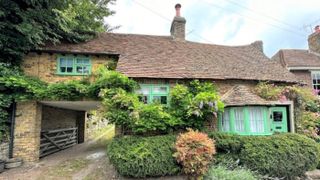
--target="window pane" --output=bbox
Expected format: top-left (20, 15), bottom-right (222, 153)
top-left (248, 107), bottom-right (264, 133)
top-left (138, 86), bottom-right (150, 95)
top-left (67, 67), bottom-right (73, 72)
top-left (234, 107), bottom-right (245, 132)
top-left (60, 58), bottom-right (66, 66)
top-left (76, 66), bottom-right (83, 73)
top-left (76, 59), bottom-right (83, 64)
top-left (60, 67), bottom-right (66, 72)
top-left (221, 109), bottom-right (230, 131)
top-left (152, 96), bottom-right (167, 104)
top-left (138, 96), bottom-right (148, 104)
top-left (153, 86), bottom-right (167, 94)
top-left (66, 59), bottom-right (73, 66)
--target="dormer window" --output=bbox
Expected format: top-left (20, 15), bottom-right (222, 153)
top-left (57, 56), bottom-right (91, 75)
top-left (311, 71), bottom-right (320, 95)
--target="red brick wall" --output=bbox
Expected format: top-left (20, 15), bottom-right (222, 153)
top-left (290, 70), bottom-right (312, 88)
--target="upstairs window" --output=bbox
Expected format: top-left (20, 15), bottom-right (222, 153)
top-left (312, 71), bottom-right (320, 95)
top-left (137, 84), bottom-right (169, 105)
top-left (57, 56), bottom-right (91, 75)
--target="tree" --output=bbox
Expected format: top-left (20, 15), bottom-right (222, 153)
top-left (0, 0), bottom-right (116, 65)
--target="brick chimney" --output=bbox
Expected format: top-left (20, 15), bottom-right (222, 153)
top-left (308, 25), bottom-right (320, 54)
top-left (170, 4), bottom-right (186, 41)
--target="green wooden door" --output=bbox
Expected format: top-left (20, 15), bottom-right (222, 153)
top-left (270, 107), bottom-right (288, 133)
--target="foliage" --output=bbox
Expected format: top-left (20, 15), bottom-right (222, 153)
top-left (89, 67), bottom-right (138, 97)
top-left (174, 129), bottom-right (216, 177)
top-left (240, 133), bottom-right (320, 178)
top-left (131, 104), bottom-right (181, 134)
top-left (107, 135), bottom-right (180, 178)
top-left (100, 88), bottom-right (139, 128)
top-left (254, 82), bottom-right (282, 100)
top-left (207, 132), bottom-right (320, 178)
top-left (43, 80), bottom-right (90, 100)
top-left (255, 82), bottom-right (320, 140)
top-left (299, 111), bottom-right (320, 140)
top-left (170, 80), bottom-right (224, 129)
top-left (204, 166), bottom-right (257, 180)
top-left (0, 0), bottom-right (115, 65)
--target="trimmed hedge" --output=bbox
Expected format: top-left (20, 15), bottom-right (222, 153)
top-left (107, 135), bottom-right (181, 178)
top-left (204, 166), bottom-right (257, 180)
top-left (208, 132), bottom-right (320, 178)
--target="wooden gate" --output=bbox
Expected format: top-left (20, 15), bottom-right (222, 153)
top-left (40, 127), bottom-right (78, 158)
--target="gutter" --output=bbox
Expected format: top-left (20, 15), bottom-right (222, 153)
top-left (9, 102), bottom-right (16, 158)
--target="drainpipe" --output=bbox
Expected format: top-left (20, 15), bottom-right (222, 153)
top-left (9, 102), bottom-right (16, 158)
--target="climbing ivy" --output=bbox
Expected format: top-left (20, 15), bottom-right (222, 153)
top-left (254, 82), bottom-right (320, 140)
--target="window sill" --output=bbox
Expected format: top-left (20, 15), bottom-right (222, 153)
top-left (55, 73), bottom-right (91, 76)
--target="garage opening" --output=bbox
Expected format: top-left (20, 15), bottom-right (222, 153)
top-left (39, 101), bottom-right (100, 158)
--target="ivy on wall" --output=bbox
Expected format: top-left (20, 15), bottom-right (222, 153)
top-left (254, 82), bottom-right (320, 140)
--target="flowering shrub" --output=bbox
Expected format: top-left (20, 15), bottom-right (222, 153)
top-left (170, 80), bottom-right (224, 129)
top-left (255, 82), bottom-right (320, 140)
top-left (174, 129), bottom-right (216, 177)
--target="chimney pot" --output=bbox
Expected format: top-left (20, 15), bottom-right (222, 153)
top-left (315, 25), bottom-right (320, 33)
top-left (175, 3), bottom-right (181, 17)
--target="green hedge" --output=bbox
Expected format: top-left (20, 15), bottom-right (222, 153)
top-left (204, 166), bottom-right (257, 180)
top-left (208, 132), bottom-right (320, 178)
top-left (107, 135), bottom-right (181, 178)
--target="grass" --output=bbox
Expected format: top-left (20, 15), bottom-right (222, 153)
top-left (204, 166), bottom-right (258, 180)
top-left (37, 158), bottom-right (89, 179)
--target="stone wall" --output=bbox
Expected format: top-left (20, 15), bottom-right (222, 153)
top-left (290, 70), bottom-right (312, 88)
top-left (22, 52), bottom-right (114, 83)
top-left (0, 142), bottom-right (9, 161)
top-left (308, 32), bottom-right (320, 54)
top-left (13, 101), bottom-right (42, 163)
top-left (41, 105), bottom-right (78, 131)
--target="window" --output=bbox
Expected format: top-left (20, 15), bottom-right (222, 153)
top-left (137, 84), bottom-right (169, 105)
top-left (248, 107), bottom-right (265, 133)
top-left (57, 56), bottom-right (91, 75)
top-left (234, 107), bottom-right (245, 132)
top-left (219, 106), bottom-right (270, 135)
top-left (312, 71), bottom-right (320, 95)
top-left (221, 108), bottom-right (230, 131)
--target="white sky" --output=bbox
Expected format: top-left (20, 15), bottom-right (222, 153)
top-left (106, 0), bottom-right (320, 57)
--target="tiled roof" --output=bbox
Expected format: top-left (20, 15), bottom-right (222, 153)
top-left (221, 85), bottom-right (272, 106)
top-left (40, 33), bottom-right (297, 82)
top-left (273, 49), bottom-right (320, 68)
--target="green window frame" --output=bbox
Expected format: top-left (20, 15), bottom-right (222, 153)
top-left (137, 84), bottom-right (170, 105)
top-left (311, 71), bottom-right (320, 95)
top-left (57, 56), bottom-right (92, 75)
top-left (219, 106), bottom-right (271, 135)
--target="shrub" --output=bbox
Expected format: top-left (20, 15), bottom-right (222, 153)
top-left (207, 132), bottom-right (320, 178)
top-left (169, 81), bottom-right (224, 129)
top-left (240, 133), bottom-right (320, 178)
top-left (174, 129), bottom-right (216, 177)
top-left (107, 135), bottom-right (180, 178)
top-left (131, 103), bottom-right (182, 134)
top-left (204, 166), bottom-right (257, 180)
top-left (43, 80), bottom-right (89, 100)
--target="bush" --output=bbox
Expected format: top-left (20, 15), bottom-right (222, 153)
top-left (107, 135), bottom-right (180, 178)
top-left (174, 129), bottom-right (216, 176)
top-left (204, 166), bottom-right (257, 180)
top-left (207, 132), bottom-right (320, 178)
top-left (240, 133), bottom-right (320, 178)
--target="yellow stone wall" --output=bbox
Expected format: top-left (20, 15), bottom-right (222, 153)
top-left (22, 52), bottom-right (114, 83)
top-left (13, 101), bottom-right (42, 162)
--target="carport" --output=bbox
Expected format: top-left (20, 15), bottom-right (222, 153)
top-left (13, 101), bottom-right (100, 162)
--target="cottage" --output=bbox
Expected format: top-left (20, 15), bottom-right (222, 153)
top-left (272, 25), bottom-right (320, 94)
top-left (13, 4), bottom-right (297, 162)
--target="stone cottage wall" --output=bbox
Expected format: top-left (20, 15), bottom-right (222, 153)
top-left (0, 142), bottom-right (9, 161)
top-left (13, 101), bottom-right (42, 163)
top-left (22, 52), bottom-right (114, 83)
top-left (41, 105), bottom-right (78, 131)
top-left (290, 70), bottom-right (312, 89)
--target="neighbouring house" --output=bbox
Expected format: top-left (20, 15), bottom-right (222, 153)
top-left (272, 25), bottom-right (320, 94)
top-left (12, 4), bottom-right (298, 163)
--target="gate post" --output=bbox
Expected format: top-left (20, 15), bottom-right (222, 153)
top-left (13, 101), bottom-right (42, 163)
